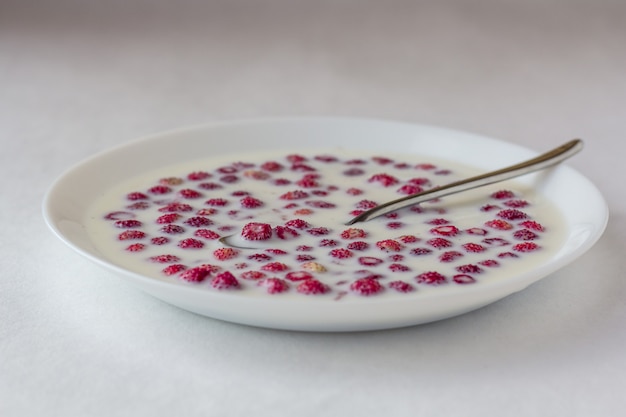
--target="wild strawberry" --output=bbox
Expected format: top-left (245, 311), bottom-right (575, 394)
top-left (368, 173), bottom-right (399, 187)
top-left (356, 199), bottom-right (378, 209)
top-left (160, 224), bottom-right (185, 234)
top-left (184, 216), bottom-right (213, 227)
top-left (455, 264), bottom-right (482, 274)
top-left (453, 274), bottom-right (476, 284)
top-left (159, 177), bottom-right (183, 185)
top-left (341, 228), bottom-right (367, 239)
top-left (411, 247), bottom-right (433, 256)
top-left (329, 248), bottom-right (353, 259)
top-left (291, 163), bottom-right (315, 172)
top-left (462, 243), bottom-right (486, 253)
top-left (273, 178), bottom-right (291, 185)
top-left (416, 271), bottom-right (447, 285)
top-left (296, 245), bottom-right (313, 251)
top-left (114, 219), bottom-right (142, 228)
top-left (217, 166), bottom-right (237, 174)
top-left (205, 198), bottom-right (229, 206)
top-left (118, 230), bottom-right (146, 240)
top-left (179, 267), bottom-right (210, 282)
top-left (389, 281), bottom-right (415, 293)
top-left (372, 156), bottom-right (394, 165)
top-left (179, 189), bottom-right (203, 199)
top-left (274, 226), bottom-right (299, 240)
top-left (415, 163), bottom-right (436, 170)
top-left (297, 279), bottom-right (330, 295)
top-left (280, 190), bottom-right (309, 200)
top-left (408, 177), bottom-right (430, 185)
top-left (158, 202), bottom-right (193, 212)
top-left (196, 208), bottom-right (217, 216)
top-left (479, 259), bottom-right (500, 267)
top-left (296, 178), bottom-right (319, 188)
top-left (513, 242), bottom-right (540, 252)
top-left (243, 170), bottom-right (270, 180)
top-left (248, 253), bottom-right (273, 262)
top-left (376, 239), bottom-right (403, 252)
top-left (162, 264), bottom-right (186, 276)
top-left (240, 196), bottom-right (263, 208)
top-left (261, 262), bottom-right (289, 272)
top-left (285, 271), bottom-right (314, 281)
top-left (504, 199), bottom-right (529, 208)
top-left (287, 154), bottom-right (307, 163)
top-left (319, 239), bottom-right (338, 247)
top-left (148, 185), bottom-right (172, 194)
top-left (398, 235), bottom-right (419, 244)
top-left (213, 247), bottom-right (239, 261)
top-left (466, 227), bottom-right (488, 235)
top-left (258, 278), bottom-right (289, 294)
top-left (389, 263), bottom-right (410, 272)
top-left (211, 271), bottom-right (240, 289)
top-left (187, 171), bottom-right (211, 181)
top-left (350, 277), bottom-right (384, 296)
top-left (347, 241), bottom-right (369, 251)
top-left (178, 238), bottom-right (204, 249)
top-left (497, 209), bottom-right (528, 220)
top-left (497, 252), bottom-right (519, 259)
top-left (358, 257), bottom-right (384, 266)
top-left (150, 236), bottom-right (169, 245)
top-left (198, 182), bottom-right (223, 190)
top-left (156, 213), bottom-right (181, 224)
top-left (194, 229), bottom-right (220, 240)
top-left (430, 225), bottom-right (459, 236)
top-left (241, 222), bottom-right (273, 241)
top-left (491, 190), bottom-right (515, 199)
top-left (296, 254), bottom-right (316, 262)
top-left (397, 184), bottom-right (422, 195)
top-left (389, 254), bottom-right (404, 261)
top-left (343, 168), bottom-right (365, 176)
top-left (439, 251), bottom-right (463, 262)
top-left (127, 192), bottom-right (149, 200)
top-left (480, 204), bottom-right (501, 212)
top-left (513, 229), bottom-right (538, 240)
top-left (306, 200), bottom-right (336, 209)
top-left (386, 222), bottom-right (404, 229)
top-left (519, 220), bottom-right (545, 232)
top-left (485, 219), bottom-right (513, 230)
top-left (427, 218), bottom-right (450, 225)
top-left (301, 262), bottom-right (327, 272)
top-left (346, 188), bottom-right (363, 196)
top-left (426, 238), bottom-right (452, 249)
top-left (125, 243), bottom-right (145, 252)
top-left (285, 219), bottom-right (309, 229)
top-left (261, 161), bottom-right (284, 172)
top-left (307, 227), bottom-right (330, 236)
top-left (240, 271), bottom-right (267, 280)
top-left (482, 237), bottom-right (510, 246)
top-left (149, 254), bottom-right (180, 263)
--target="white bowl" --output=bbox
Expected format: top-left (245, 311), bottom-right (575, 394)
top-left (43, 118), bottom-right (608, 331)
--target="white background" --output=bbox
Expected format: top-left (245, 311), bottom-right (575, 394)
top-left (1, 1), bottom-right (625, 416)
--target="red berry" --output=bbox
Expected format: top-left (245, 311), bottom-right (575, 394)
top-left (114, 219), bottom-right (142, 228)
top-left (411, 247), bottom-right (433, 256)
top-left (184, 216), bottom-right (213, 227)
top-left (241, 222), bottom-right (273, 241)
top-left (274, 226), bottom-right (299, 240)
top-left (258, 278), bottom-right (289, 294)
top-left (149, 254), bottom-right (180, 263)
top-left (397, 184), bottom-right (423, 195)
top-left (485, 219), bottom-right (513, 230)
top-left (163, 264), bottom-right (186, 276)
top-left (389, 281), bottom-right (415, 293)
top-left (179, 266), bottom-right (210, 282)
top-left (347, 241), bottom-right (369, 251)
top-left (426, 238), bottom-right (452, 249)
top-left (118, 230), bottom-right (146, 240)
top-left (211, 271), bottom-right (240, 289)
top-left (462, 243), bottom-right (486, 253)
top-left (350, 277), bottom-right (384, 296)
top-left (261, 262), bottom-right (289, 272)
top-left (513, 229), bottom-right (538, 240)
top-left (285, 219), bottom-right (309, 229)
top-left (248, 253), bottom-right (273, 262)
top-left (376, 239), bottom-right (403, 252)
top-left (389, 263), bottom-right (410, 272)
top-left (329, 248), bottom-right (353, 259)
top-left (178, 238), bottom-right (204, 249)
top-left (340, 228), bottom-right (367, 239)
top-left (453, 274), bottom-right (476, 284)
top-left (319, 239), bottom-right (338, 247)
top-left (160, 224), bottom-right (185, 234)
top-left (187, 171), bottom-right (211, 181)
top-left (343, 168), bottom-right (365, 176)
top-left (416, 271), bottom-right (447, 285)
top-left (280, 190), bottom-right (309, 200)
top-left (261, 161), bottom-right (284, 172)
top-left (368, 173), bottom-right (399, 187)
top-left (127, 192), bottom-right (149, 200)
top-left (482, 237), bottom-right (510, 246)
top-left (355, 199), bottom-right (378, 209)
top-left (198, 182), bottom-right (223, 190)
top-left (240, 196), bottom-right (263, 208)
top-left (104, 211), bottom-right (135, 220)
top-left (148, 185), bottom-right (172, 194)
top-left (285, 271), bottom-right (314, 281)
top-left (466, 227), bottom-right (488, 235)
top-left (156, 213), bottom-right (181, 224)
top-left (125, 243), bottom-right (145, 252)
top-left (205, 198), bottom-right (229, 206)
top-left (427, 218), bottom-right (450, 225)
top-left (306, 200), bottom-right (336, 209)
top-left (408, 177), bottom-right (430, 185)
top-left (297, 279), bottom-right (330, 295)
top-left (479, 259), bottom-right (500, 267)
top-left (158, 202), bottom-right (193, 212)
top-left (179, 189), bottom-right (203, 199)
top-left (307, 227), bottom-right (330, 236)
top-left (497, 209), bottom-right (528, 220)
top-left (519, 220), bottom-right (545, 232)
top-left (455, 264), bottom-right (482, 274)
top-left (513, 242), bottom-right (540, 252)
top-left (491, 190), bottom-right (515, 199)
top-left (439, 251), bottom-right (463, 262)
top-left (358, 256), bottom-right (384, 266)
top-left (430, 225), bottom-right (459, 236)
top-left (346, 188), bottom-right (363, 196)
top-left (194, 229), bottom-right (220, 240)
top-left (504, 199), bottom-right (529, 208)
top-left (213, 248), bottom-right (239, 261)
top-left (150, 236), bottom-right (170, 245)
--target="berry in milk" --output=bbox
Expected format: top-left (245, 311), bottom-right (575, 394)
top-left (89, 150), bottom-right (563, 299)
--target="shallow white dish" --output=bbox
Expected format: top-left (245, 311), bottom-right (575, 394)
top-left (43, 118), bottom-right (608, 331)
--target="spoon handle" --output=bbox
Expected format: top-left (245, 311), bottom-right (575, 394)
top-left (346, 139), bottom-right (584, 225)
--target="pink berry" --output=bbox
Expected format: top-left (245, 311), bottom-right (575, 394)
top-left (194, 229), bottom-right (220, 240)
top-left (389, 263), bottom-right (410, 272)
top-left (513, 242), bottom-right (540, 252)
top-left (389, 281), bottom-right (415, 293)
top-left (343, 168), bottom-right (365, 176)
top-left (485, 219), bottom-right (513, 230)
top-left (285, 219), bottom-right (309, 229)
top-left (319, 239), bottom-right (338, 247)
top-left (205, 198), bottom-right (229, 207)
top-left (261, 262), bottom-right (289, 272)
top-left (127, 192), bottom-right (149, 200)
top-left (376, 239), bottom-right (403, 252)
top-left (426, 238), bottom-right (452, 249)
top-left (519, 220), bottom-right (545, 232)
top-left (158, 202), bottom-right (193, 212)
top-left (162, 264), bottom-right (186, 276)
top-left (306, 200), bottom-right (336, 209)
top-left (329, 248), bottom-right (354, 259)
top-left (455, 264), bottom-right (482, 274)
top-left (274, 226), bottom-right (299, 240)
top-left (261, 161), bottom-right (284, 172)
top-left (368, 173), bottom-right (399, 187)
top-left (240, 271), bottom-right (267, 280)
top-left (429, 225), bottom-right (459, 236)
top-left (179, 266), bottom-right (210, 282)
top-left (220, 174), bottom-right (239, 183)
top-left (148, 185), bottom-right (172, 194)
top-left (118, 230), bottom-right (146, 240)
top-left (466, 227), bottom-right (488, 235)
top-left (307, 227), bottom-right (330, 236)
top-left (398, 235), bottom-right (419, 244)
top-left (241, 222), bottom-right (273, 241)
top-left (126, 201), bottom-right (150, 210)
top-left (199, 182), bottom-right (223, 190)
top-left (358, 256), bottom-right (384, 266)
top-left (248, 253), bottom-right (273, 262)
top-left (491, 190), bottom-right (515, 199)
top-left (240, 196), bottom-right (263, 208)
top-left (280, 190), bottom-right (309, 200)
top-left (504, 199), bottom-right (529, 208)
top-left (346, 188), bottom-right (363, 196)
top-left (340, 228), bottom-right (367, 239)
top-left (347, 241), bottom-right (369, 251)
top-left (125, 243), bottom-right (145, 252)
top-left (156, 213), bottom-right (181, 224)
top-left (397, 184), bottom-right (423, 195)
top-left (372, 156), bottom-right (393, 165)
top-left (462, 243), bottom-right (486, 253)
top-left (411, 247), bottom-right (433, 256)
top-left (439, 251), bottom-right (463, 263)
top-left (480, 204), bottom-right (501, 212)
top-left (355, 199), bottom-right (378, 209)
top-left (187, 171), bottom-right (211, 181)
top-left (150, 236), bottom-right (169, 245)
top-left (179, 189), bottom-right (202, 199)
top-left (178, 238), bottom-right (204, 249)
top-left (285, 271), bottom-right (314, 281)
top-left (104, 211), bottom-right (135, 220)
top-left (497, 209), bottom-right (528, 220)
top-left (114, 219), bottom-right (142, 228)
top-left (258, 278), bottom-right (289, 294)
top-left (160, 224), bottom-right (185, 234)
top-left (482, 237), bottom-right (510, 247)
top-left (213, 248), bottom-right (239, 261)
top-left (453, 274), bottom-right (476, 284)
top-left (408, 177), bottom-right (430, 185)
top-left (498, 252), bottom-right (519, 259)
top-left (386, 222), bottom-right (404, 229)
top-left (427, 218), bottom-right (449, 225)
top-left (149, 254), bottom-right (180, 263)
top-left (513, 229), bottom-right (538, 240)
top-left (297, 279), bottom-right (330, 295)
top-left (184, 216), bottom-right (213, 227)
top-left (211, 271), bottom-right (240, 289)
top-left (416, 271), bottom-right (447, 285)
top-left (479, 259), bottom-right (500, 267)
top-left (350, 277), bottom-right (384, 296)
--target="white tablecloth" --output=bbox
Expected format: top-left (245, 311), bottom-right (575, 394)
top-left (2, 1), bottom-right (625, 415)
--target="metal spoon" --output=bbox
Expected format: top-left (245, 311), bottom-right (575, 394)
top-left (220, 139), bottom-right (583, 248)
top-left (346, 138), bottom-right (583, 224)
